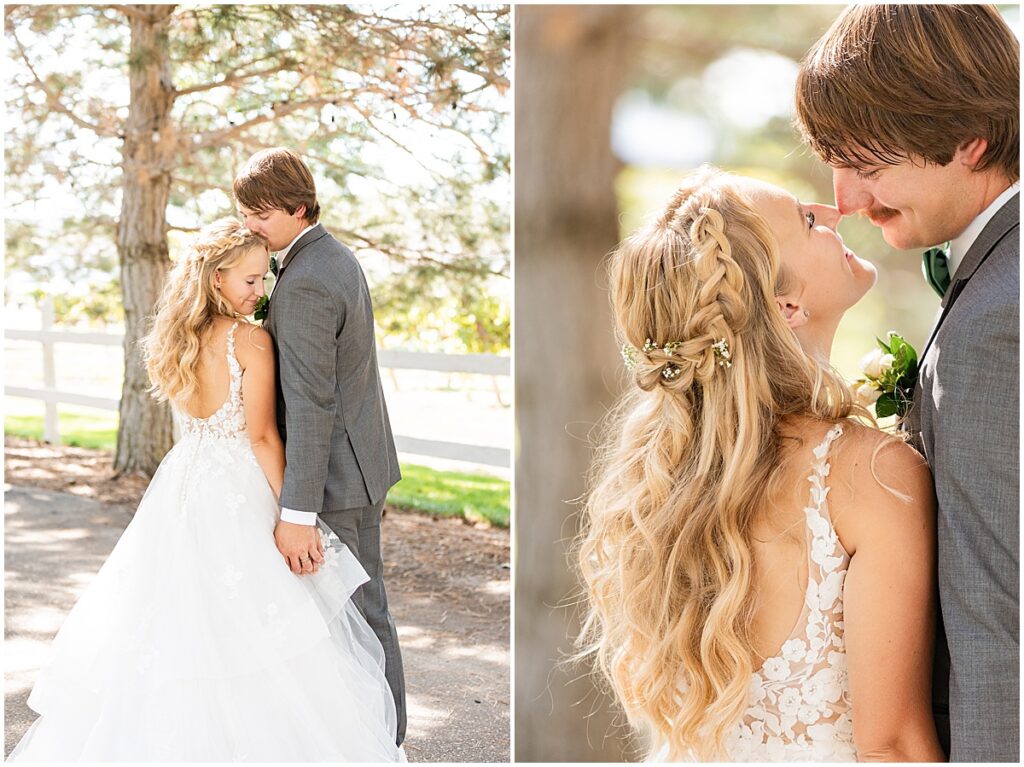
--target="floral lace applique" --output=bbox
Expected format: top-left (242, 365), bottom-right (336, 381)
top-left (220, 565), bottom-right (243, 600)
top-left (319, 528), bottom-right (342, 568)
top-left (725, 423), bottom-right (855, 762)
top-left (224, 492), bottom-right (246, 519)
top-left (137, 647), bottom-right (160, 676)
top-left (175, 323), bottom-right (254, 514)
top-left (264, 601), bottom-right (286, 640)
top-left (179, 322), bottom-right (247, 442)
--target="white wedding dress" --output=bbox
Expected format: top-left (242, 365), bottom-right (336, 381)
top-left (9, 323), bottom-right (405, 762)
top-left (652, 424), bottom-right (857, 762)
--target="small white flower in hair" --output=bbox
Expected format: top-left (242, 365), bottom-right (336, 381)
top-left (711, 338), bottom-right (732, 367)
top-left (621, 337), bottom-right (686, 376)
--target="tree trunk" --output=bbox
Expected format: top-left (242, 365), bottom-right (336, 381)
top-left (114, 4), bottom-right (177, 476)
top-left (514, 5), bottom-right (638, 761)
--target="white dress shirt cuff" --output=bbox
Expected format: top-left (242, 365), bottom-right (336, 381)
top-left (280, 507), bottom-right (319, 526)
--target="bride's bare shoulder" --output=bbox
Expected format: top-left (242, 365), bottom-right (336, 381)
top-left (831, 420), bottom-right (928, 480)
top-left (829, 421), bottom-right (935, 555)
top-left (232, 321), bottom-right (274, 370)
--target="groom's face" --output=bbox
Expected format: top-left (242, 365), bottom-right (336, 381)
top-left (237, 205), bottom-right (308, 252)
top-left (830, 153), bottom-right (978, 251)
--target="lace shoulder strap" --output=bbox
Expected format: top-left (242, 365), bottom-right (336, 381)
top-left (225, 321), bottom-right (242, 384)
top-left (810, 423), bottom-right (843, 474)
top-left (807, 423), bottom-right (844, 511)
top-left (805, 423), bottom-right (847, 575)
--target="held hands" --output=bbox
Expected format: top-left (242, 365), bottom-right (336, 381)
top-left (273, 520), bottom-right (325, 575)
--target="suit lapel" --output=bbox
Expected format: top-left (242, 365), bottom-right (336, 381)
top-left (919, 193), bottom-right (1020, 362)
top-left (265, 224), bottom-right (330, 328)
top-left (278, 223), bottom-right (329, 274)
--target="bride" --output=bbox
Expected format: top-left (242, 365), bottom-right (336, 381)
top-left (577, 167), bottom-right (945, 761)
top-left (9, 219), bottom-right (405, 761)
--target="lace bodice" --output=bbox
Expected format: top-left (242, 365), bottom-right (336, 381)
top-left (177, 322), bottom-right (247, 441)
top-left (725, 423), bottom-right (854, 761)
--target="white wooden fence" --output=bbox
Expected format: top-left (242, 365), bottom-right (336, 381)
top-left (4, 302), bottom-right (510, 468)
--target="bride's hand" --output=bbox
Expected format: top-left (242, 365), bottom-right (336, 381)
top-left (273, 521), bottom-right (326, 575)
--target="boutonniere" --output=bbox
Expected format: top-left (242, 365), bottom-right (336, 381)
top-left (253, 295), bottom-right (270, 322)
top-left (852, 331), bottom-right (919, 418)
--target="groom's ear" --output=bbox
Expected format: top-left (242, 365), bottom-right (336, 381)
top-left (956, 138), bottom-right (989, 170)
top-left (775, 298), bottom-right (809, 330)
top-left (293, 204), bottom-right (307, 221)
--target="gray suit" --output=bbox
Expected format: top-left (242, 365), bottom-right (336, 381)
top-left (264, 223), bottom-right (406, 744)
top-left (906, 193), bottom-right (1019, 762)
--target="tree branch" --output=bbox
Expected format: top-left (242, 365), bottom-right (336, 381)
top-left (191, 97), bottom-right (336, 148)
top-left (10, 27), bottom-right (120, 138)
top-left (174, 58), bottom-right (291, 97)
top-left (354, 110), bottom-right (442, 176)
top-left (304, 152), bottom-right (399, 191)
top-left (339, 228), bottom-right (508, 278)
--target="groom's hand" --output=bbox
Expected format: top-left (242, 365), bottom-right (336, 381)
top-left (274, 521), bottom-right (326, 576)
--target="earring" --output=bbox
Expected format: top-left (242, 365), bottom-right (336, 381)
top-left (802, 309), bottom-right (810, 318)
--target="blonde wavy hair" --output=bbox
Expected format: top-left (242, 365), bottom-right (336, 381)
top-left (577, 166), bottom-right (873, 760)
top-left (143, 218), bottom-right (267, 407)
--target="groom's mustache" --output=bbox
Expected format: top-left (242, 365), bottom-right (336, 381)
top-left (863, 206), bottom-right (899, 223)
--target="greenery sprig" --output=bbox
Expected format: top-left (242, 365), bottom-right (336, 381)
top-left (253, 295), bottom-right (269, 322)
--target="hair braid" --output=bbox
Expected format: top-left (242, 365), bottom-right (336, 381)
top-left (578, 166), bottom-right (870, 760)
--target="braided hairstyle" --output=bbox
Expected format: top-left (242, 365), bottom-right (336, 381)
top-left (577, 166), bottom-right (859, 759)
top-left (143, 218), bottom-right (268, 408)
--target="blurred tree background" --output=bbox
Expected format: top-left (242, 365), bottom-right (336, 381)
top-left (5, 3), bottom-right (509, 474)
top-left (515, 3), bottom-right (1018, 762)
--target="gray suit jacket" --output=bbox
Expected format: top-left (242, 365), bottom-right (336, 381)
top-left (906, 193), bottom-right (1019, 762)
top-left (265, 223), bottom-right (401, 513)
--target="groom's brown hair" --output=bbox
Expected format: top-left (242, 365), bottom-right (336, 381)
top-left (795, 4), bottom-right (1019, 182)
top-left (233, 147), bottom-right (322, 223)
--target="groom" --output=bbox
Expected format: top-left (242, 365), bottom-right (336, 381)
top-left (796, 4), bottom-right (1019, 762)
top-left (233, 148), bottom-right (406, 745)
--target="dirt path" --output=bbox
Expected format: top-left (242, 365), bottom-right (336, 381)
top-left (3, 439), bottom-right (510, 762)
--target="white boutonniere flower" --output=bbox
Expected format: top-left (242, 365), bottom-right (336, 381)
top-left (852, 332), bottom-right (918, 418)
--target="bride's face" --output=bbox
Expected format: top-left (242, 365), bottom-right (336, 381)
top-left (743, 179), bottom-right (877, 324)
top-left (215, 246), bottom-right (271, 316)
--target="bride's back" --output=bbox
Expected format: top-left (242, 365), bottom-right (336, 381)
top-left (713, 417), bottom-right (857, 759)
top-left (183, 317), bottom-right (239, 419)
top-left (748, 417), bottom-right (837, 663)
top-left (747, 416), bottom-right (879, 663)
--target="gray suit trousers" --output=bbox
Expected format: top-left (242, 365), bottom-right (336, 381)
top-left (320, 502), bottom-right (407, 746)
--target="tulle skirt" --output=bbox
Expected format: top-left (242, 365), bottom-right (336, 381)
top-left (9, 433), bottom-right (404, 762)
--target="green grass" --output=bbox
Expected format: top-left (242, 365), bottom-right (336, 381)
top-left (5, 410), bottom-right (118, 450)
top-left (4, 407), bottom-right (509, 527)
top-left (386, 462), bottom-right (509, 527)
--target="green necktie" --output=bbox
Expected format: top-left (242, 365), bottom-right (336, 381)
top-left (922, 243), bottom-right (951, 297)
top-left (270, 255), bottom-right (280, 278)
